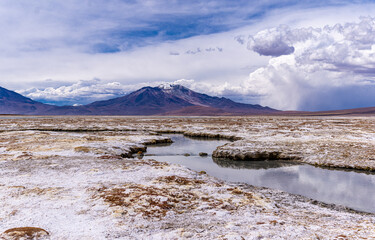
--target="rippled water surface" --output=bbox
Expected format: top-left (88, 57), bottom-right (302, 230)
top-left (143, 134), bottom-right (375, 213)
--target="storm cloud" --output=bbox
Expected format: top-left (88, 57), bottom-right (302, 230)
top-left (245, 17), bottom-right (375, 110)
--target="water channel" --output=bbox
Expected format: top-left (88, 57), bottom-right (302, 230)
top-left (143, 134), bottom-right (375, 213)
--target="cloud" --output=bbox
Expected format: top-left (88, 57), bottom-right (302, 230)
top-left (185, 47), bottom-right (223, 54)
top-left (169, 51), bottom-right (180, 55)
top-left (234, 35), bottom-right (246, 45)
top-left (0, 0), bottom-right (318, 56)
top-left (18, 79), bottom-right (137, 105)
top-left (2, 1), bottom-right (375, 110)
top-left (169, 79), bottom-right (262, 103)
top-left (1, 0), bottom-right (371, 56)
top-left (245, 17), bottom-right (375, 110)
top-left (248, 25), bottom-right (296, 56)
top-left (1, 25), bottom-right (266, 97)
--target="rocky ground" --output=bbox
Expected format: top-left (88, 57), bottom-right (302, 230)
top-left (0, 116), bottom-right (374, 239)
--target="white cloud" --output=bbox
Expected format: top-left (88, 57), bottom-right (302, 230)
top-left (243, 17), bottom-right (375, 110)
top-left (248, 25), bottom-right (296, 56)
top-left (18, 79), bottom-right (137, 105)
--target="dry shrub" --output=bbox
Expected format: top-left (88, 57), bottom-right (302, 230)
top-left (84, 136), bottom-right (106, 141)
top-left (19, 187), bottom-right (63, 196)
top-left (122, 159), bottom-right (169, 170)
top-left (157, 175), bottom-right (204, 185)
top-left (94, 180), bottom-right (255, 219)
top-left (74, 146), bottom-right (91, 153)
top-left (98, 155), bottom-right (122, 160)
top-left (95, 184), bottom-right (199, 218)
top-left (227, 187), bottom-right (253, 201)
top-left (2, 227), bottom-right (49, 239)
top-left (94, 182), bottom-right (239, 219)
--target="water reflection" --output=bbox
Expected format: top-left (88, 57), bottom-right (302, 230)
top-left (213, 158), bottom-right (301, 170)
top-left (144, 134), bottom-right (375, 213)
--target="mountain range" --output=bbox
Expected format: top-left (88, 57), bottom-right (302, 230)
top-left (0, 85), bottom-right (277, 115)
top-left (1, 84), bottom-right (375, 116)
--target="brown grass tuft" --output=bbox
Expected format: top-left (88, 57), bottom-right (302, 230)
top-left (74, 146), bottom-right (91, 153)
top-left (3, 227), bottom-right (49, 239)
top-left (157, 175), bottom-right (204, 185)
top-left (95, 184), bottom-right (190, 218)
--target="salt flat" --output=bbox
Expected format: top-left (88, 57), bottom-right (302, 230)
top-left (0, 116), bottom-right (374, 239)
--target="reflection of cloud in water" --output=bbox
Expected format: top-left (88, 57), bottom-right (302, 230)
top-left (147, 135), bottom-right (229, 156)
top-left (213, 158), bottom-right (301, 170)
top-left (296, 166), bottom-right (375, 210)
top-left (213, 158), bottom-right (375, 213)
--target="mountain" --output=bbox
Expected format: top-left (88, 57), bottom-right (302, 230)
top-left (83, 84), bottom-right (277, 115)
top-left (0, 87), bottom-right (95, 115)
top-left (0, 84), bottom-right (277, 115)
top-left (0, 87), bottom-right (56, 114)
top-left (2, 84), bottom-right (375, 116)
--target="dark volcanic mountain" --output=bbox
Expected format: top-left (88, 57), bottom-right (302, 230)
top-left (83, 85), bottom-right (277, 115)
top-left (0, 84), bottom-right (276, 115)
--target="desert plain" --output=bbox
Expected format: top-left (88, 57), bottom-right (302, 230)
top-left (0, 116), bottom-right (374, 239)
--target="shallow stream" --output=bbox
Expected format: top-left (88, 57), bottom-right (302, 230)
top-left (143, 134), bottom-right (375, 213)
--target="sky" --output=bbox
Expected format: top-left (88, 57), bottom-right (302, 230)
top-left (1, 0), bottom-right (375, 110)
